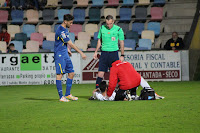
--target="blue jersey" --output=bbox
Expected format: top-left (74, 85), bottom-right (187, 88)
top-left (54, 25), bottom-right (70, 58)
top-left (54, 25), bottom-right (74, 74)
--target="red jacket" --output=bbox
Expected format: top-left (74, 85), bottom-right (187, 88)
top-left (107, 60), bottom-right (141, 97)
top-left (0, 32), bottom-right (10, 44)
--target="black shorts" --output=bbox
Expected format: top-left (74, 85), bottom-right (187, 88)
top-left (98, 51), bottom-right (119, 72)
top-left (114, 87), bottom-right (138, 101)
top-left (114, 89), bottom-right (127, 101)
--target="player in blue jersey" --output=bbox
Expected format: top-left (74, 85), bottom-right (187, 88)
top-left (55, 14), bottom-right (87, 102)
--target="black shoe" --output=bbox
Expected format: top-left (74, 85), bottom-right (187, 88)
top-left (89, 96), bottom-right (95, 100)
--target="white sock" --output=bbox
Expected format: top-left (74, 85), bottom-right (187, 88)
top-left (140, 77), bottom-right (151, 89)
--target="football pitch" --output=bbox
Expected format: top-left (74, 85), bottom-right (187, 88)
top-left (0, 81), bottom-right (200, 133)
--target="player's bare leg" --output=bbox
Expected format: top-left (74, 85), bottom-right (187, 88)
top-left (98, 71), bottom-right (105, 78)
top-left (56, 74), bottom-right (63, 80)
top-left (68, 72), bottom-right (75, 79)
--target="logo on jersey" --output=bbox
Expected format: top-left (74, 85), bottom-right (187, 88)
top-left (61, 31), bottom-right (66, 39)
top-left (111, 37), bottom-right (116, 41)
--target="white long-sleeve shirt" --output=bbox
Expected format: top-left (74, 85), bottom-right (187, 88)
top-left (93, 91), bottom-right (116, 101)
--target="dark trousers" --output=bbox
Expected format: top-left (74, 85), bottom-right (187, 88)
top-left (114, 87), bottom-right (137, 101)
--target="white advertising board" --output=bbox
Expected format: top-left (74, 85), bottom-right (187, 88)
top-left (0, 50), bottom-right (185, 86)
top-left (0, 53), bottom-right (81, 86)
top-left (81, 51), bottom-right (182, 83)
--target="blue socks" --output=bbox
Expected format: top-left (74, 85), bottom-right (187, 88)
top-left (56, 78), bottom-right (73, 98)
top-left (56, 80), bottom-right (63, 99)
top-left (65, 78), bottom-right (73, 96)
top-left (96, 77), bottom-right (103, 89)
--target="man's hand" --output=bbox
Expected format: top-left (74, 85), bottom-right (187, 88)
top-left (120, 56), bottom-right (124, 62)
top-left (93, 52), bottom-right (98, 60)
top-left (81, 53), bottom-right (87, 60)
top-left (93, 89), bottom-right (98, 94)
top-left (68, 49), bottom-right (72, 57)
top-left (105, 95), bottom-right (110, 100)
top-left (124, 98), bottom-right (128, 101)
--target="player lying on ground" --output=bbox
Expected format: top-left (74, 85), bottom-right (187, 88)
top-left (91, 60), bottom-right (164, 101)
top-left (93, 81), bottom-right (137, 101)
top-left (92, 78), bottom-right (162, 101)
top-left (93, 81), bottom-right (117, 101)
top-left (54, 14), bottom-right (87, 102)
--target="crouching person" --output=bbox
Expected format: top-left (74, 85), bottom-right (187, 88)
top-left (93, 81), bottom-right (132, 101)
top-left (107, 60), bottom-right (164, 100)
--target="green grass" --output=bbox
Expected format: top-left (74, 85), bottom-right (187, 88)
top-left (0, 81), bottom-right (200, 133)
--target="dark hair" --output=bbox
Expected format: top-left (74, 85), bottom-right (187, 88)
top-left (172, 32), bottom-right (178, 35)
top-left (9, 43), bottom-right (15, 47)
top-left (63, 14), bottom-right (74, 21)
top-left (99, 81), bottom-right (107, 93)
top-left (2, 25), bottom-right (7, 30)
top-left (106, 15), bottom-right (114, 20)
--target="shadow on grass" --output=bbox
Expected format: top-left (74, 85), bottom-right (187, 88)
top-left (24, 96), bottom-right (90, 101)
top-left (24, 98), bottom-right (57, 101)
top-left (76, 96), bottom-right (90, 100)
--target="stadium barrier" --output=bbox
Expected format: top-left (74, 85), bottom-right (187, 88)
top-left (0, 50), bottom-right (189, 86)
top-left (189, 17), bottom-right (200, 80)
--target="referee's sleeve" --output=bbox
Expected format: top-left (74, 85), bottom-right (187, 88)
top-left (97, 27), bottom-right (102, 39)
top-left (118, 28), bottom-right (124, 41)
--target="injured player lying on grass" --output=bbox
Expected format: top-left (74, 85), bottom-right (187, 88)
top-left (90, 60), bottom-right (165, 101)
top-left (92, 79), bottom-right (164, 101)
top-left (92, 81), bottom-right (134, 101)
